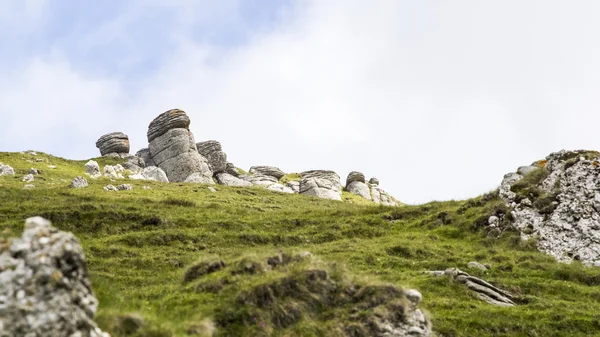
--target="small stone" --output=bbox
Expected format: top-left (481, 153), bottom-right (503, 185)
top-left (405, 289), bottom-right (422, 305)
top-left (29, 168), bottom-right (40, 175)
top-left (104, 185), bottom-right (118, 191)
top-left (117, 184), bottom-right (133, 191)
top-left (47, 165), bottom-right (56, 169)
top-left (22, 174), bottom-right (34, 182)
top-left (467, 261), bottom-right (488, 271)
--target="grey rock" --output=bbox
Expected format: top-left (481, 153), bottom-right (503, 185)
top-left (184, 172), bottom-right (215, 185)
top-left (22, 174), bottom-right (34, 182)
top-left (117, 184), bottom-right (133, 191)
top-left (266, 183), bottom-right (295, 194)
top-left (430, 268), bottom-right (514, 307)
top-left (215, 172), bottom-right (252, 187)
top-left (103, 164), bottom-right (124, 179)
top-left (249, 166), bottom-right (286, 180)
top-left (197, 140), bottom-right (228, 174)
top-left (498, 149), bottom-right (600, 266)
top-left (208, 186), bottom-right (217, 193)
top-left (488, 216), bottom-right (500, 227)
top-left (96, 132), bottom-right (130, 156)
top-left (299, 170), bottom-right (342, 201)
top-left (85, 160), bottom-right (101, 178)
top-left (147, 110), bottom-right (212, 182)
top-left (130, 166), bottom-right (169, 183)
top-left (405, 289), bottom-right (423, 305)
top-left (196, 140), bottom-right (222, 156)
top-left (286, 181), bottom-right (300, 193)
top-left (0, 217), bottom-right (108, 337)
top-left (467, 261), bottom-right (488, 271)
top-left (347, 181), bottom-right (372, 200)
top-left (369, 185), bottom-right (399, 206)
top-left (346, 171), bottom-right (366, 185)
top-left (225, 162), bottom-right (241, 177)
top-left (136, 148), bottom-right (155, 167)
top-left (240, 174), bottom-right (279, 186)
top-left (104, 185), bottom-right (118, 191)
top-left (69, 176), bottom-right (88, 188)
top-left (29, 168), bottom-right (40, 175)
top-left (0, 163), bottom-right (15, 176)
top-left (368, 177), bottom-right (380, 186)
top-left (517, 166), bottom-right (539, 176)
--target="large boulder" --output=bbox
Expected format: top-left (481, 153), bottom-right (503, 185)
top-left (85, 160), bottom-right (101, 178)
top-left (197, 140), bottom-right (228, 173)
top-left (0, 217), bottom-right (108, 336)
top-left (135, 148), bottom-right (155, 167)
top-left (130, 166), bottom-right (169, 182)
top-left (299, 170), bottom-right (342, 201)
top-left (0, 163), bottom-right (15, 176)
top-left (147, 109), bottom-right (212, 182)
top-left (240, 174), bottom-right (294, 193)
top-left (215, 172), bottom-right (253, 187)
top-left (346, 171), bottom-right (372, 200)
top-left (346, 171), bottom-right (366, 185)
top-left (95, 132), bottom-right (130, 156)
top-left (225, 163), bottom-right (241, 177)
top-left (249, 166), bottom-right (286, 180)
top-left (496, 150), bottom-right (600, 267)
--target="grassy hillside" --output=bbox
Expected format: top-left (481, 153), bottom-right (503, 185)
top-left (1, 151), bottom-right (600, 336)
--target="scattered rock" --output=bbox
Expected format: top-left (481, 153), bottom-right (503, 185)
top-left (29, 168), bottom-right (40, 175)
top-left (266, 183), bottom-right (295, 194)
top-left (249, 166), bottom-right (286, 180)
top-left (429, 268), bottom-right (515, 307)
top-left (185, 172), bottom-right (215, 185)
top-left (240, 174), bottom-right (293, 193)
top-left (69, 176), bottom-right (88, 188)
top-left (0, 217), bottom-right (108, 336)
top-left (130, 166), bottom-right (169, 183)
top-left (96, 132), bottom-right (130, 156)
top-left (197, 140), bottom-right (228, 173)
top-left (143, 186), bottom-right (151, 190)
top-left (467, 261), bottom-right (488, 271)
top-left (517, 166), bottom-right (538, 176)
top-left (103, 164), bottom-right (125, 179)
top-left (85, 160), bottom-right (101, 178)
top-left (299, 170), bottom-right (342, 200)
top-left (117, 184), bottom-right (133, 191)
top-left (0, 163), bottom-right (15, 176)
top-left (104, 185), bottom-right (118, 191)
top-left (47, 165), bottom-right (56, 169)
top-left (22, 174), bottom-right (34, 182)
top-left (147, 109), bottom-right (212, 182)
top-left (215, 172), bottom-right (253, 187)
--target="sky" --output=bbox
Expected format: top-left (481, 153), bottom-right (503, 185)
top-left (1, 0), bottom-right (599, 204)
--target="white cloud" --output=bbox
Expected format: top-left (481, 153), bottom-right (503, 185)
top-left (2, 0), bottom-right (600, 203)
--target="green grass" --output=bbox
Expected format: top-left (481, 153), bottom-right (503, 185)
top-left (2, 151), bottom-right (600, 336)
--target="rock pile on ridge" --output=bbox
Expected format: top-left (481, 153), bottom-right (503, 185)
top-left (249, 166), bottom-right (286, 180)
top-left (496, 149), bottom-right (600, 266)
top-left (95, 132), bottom-right (130, 157)
top-left (0, 217), bottom-right (108, 336)
top-left (147, 109), bottom-right (212, 182)
top-left (345, 171), bottom-right (372, 200)
top-left (369, 178), bottom-right (400, 206)
top-left (300, 170), bottom-right (342, 200)
top-left (197, 140), bottom-right (227, 173)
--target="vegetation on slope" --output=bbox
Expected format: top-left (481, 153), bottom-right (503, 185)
top-left (2, 151), bottom-right (600, 336)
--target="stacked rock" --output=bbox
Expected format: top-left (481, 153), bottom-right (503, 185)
top-left (95, 132), bottom-right (130, 157)
top-left (135, 148), bottom-right (155, 167)
top-left (197, 140), bottom-right (228, 173)
top-left (249, 166), bottom-right (286, 180)
top-left (299, 170), bottom-right (342, 200)
top-left (147, 109), bottom-right (212, 182)
top-left (368, 177), bottom-right (399, 206)
top-left (345, 171), bottom-right (372, 200)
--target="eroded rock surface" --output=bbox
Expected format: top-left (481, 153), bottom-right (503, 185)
top-left (497, 150), bottom-right (600, 266)
top-left (96, 132), bottom-right (130, 156)
top-left (0, 217), bottom-right (108, 337)
top-left (0, 163), bottom-right (14, 176)
top-left (249, 166), bottom-right (286, 180)
top-left (300, 170), bottom-right (342, 200)
top-left (215, 172), bottom-right (252, 187)
top-left (69, 176), bottom-right (88, 188)
top-left (85, 160), bottom-right (101, 178)
top-left (197, 140), bottom-right (228, 173)
top-left (130, 166), bottom-right (169, 183)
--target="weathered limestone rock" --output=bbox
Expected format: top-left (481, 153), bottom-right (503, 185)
top-left (347, 181), bottom-right (372, 200)
top-left (369, 177), bottom-right (380, 186)
top-left (286, 181), bottom-right (300, 193)
top-left (130, 166), bottom-right (169, 183)
top-left (299, 170), bottom-right (342, 200)
top-left (136, 148), bottom-right (155, 167)
top-left (249, 166), bottom-right (286, 180)
top-left (69, 176), bottom-right (88, 188)
top-left (29, 168), bottom-right (40, 175)
top-left (85, 160), bottom-right (101, 178)
top-left (225, 163), bottom-right (241, 177)
top-left (368, 177), bottom-right (400, 206)
top-left (0, 163), bottom-right (14, 176)
top-left (104, 184), bottom-right (118, 191)
top-left (197, 140), bottom-right (227, 173)
top-left (147, 109), bottom-right (212, 182)
top-left (117, 184), bottom-right (133, 191)
top-left (0, 217), bottom-right (109, 336)
top-left (103, 164), bottom-right (125, 179)
top-left (215, 172), bottom-right (252, 187)
top-left (346, 171), bottom-right (366, 185)
top-left (240, 174), bottom-right (294, 193)
top-left (96, 132), bottom-right (130, 156)
top-left (22, 174), bottom-right (34, 182)
top-left (428, 268), bottom-right (515, 307)
top-left (184, 172), bottom-right (215, 185)
top-left (497, 149), bottom-right (600, 266)
top-left (467, 261), bottom-right (488, 271)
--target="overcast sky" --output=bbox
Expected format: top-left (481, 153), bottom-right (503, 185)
top-left (1, 1), bottom-right (599, 203)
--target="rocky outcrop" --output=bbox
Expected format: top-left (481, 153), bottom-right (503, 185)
top-left (197, 140), bottom-right (227, 173)
top-left (0, 217), bottom-right (108, 336)
top-left (346, 171), bottom-right (372, 200)
top-left (249, 166), bottom-right (285, 180)
top-left (497, 149), bottom-right (600, 266)
top-left (368, 177), bottom-right (400, 206)
top-left (299, 170), bottom-right (342, 200)
top-left (147, 109), bottom-right (212, 182)
top-left (215, 172), bottom-right (252, 187)
top-left (240, 174), bottom-right (293, 193)
top-left (225, 163), bottom-right (241, 177)
top-left (85, 160), bottom-right (101, 178)
top-left (130, 166), bottom-right (169, 183)
top-left (369, 177), bottom-right (380, 186)
top-left (0, 163), bottom-right (14, 176)
top-left (286, 181), bottom-right (300, 193)
top-left (136, 148), bottom-right (155, 167)
top-left (184, 172), bottom-right (215, 185)
top-left (96, 132), bottom-right (130, 156)
top-left (103, 164), bottom-right (125, 179)
top-left (69, 176), bottom-right (88, 188)
top-left (428, 268), bottom-right (515, 307)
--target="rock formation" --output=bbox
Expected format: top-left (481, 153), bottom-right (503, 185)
top-left (85, 160), bottom-right (101, 178)
top-left (96, 132), bottom-right (130, 157)
top-left (184, 172), bottom-right (215, 184)
top-left (103, 164), bottom-right (125, 179)
top-left (240, 173), bottom-right (294, 193)
top-left (497, 149), bottom-right (600, 266)
top-left (299, 170), bottom-right (342, 200)
top-left (225, 163), bottom-right (241, 177)
top-left (147, 109), bottom-right (212, 182)
top-left (69, 176), bottom-right (88, 188)
top-left (130, 166), bottom-right (169, 183)
top-left (0, 163), bottom-right (14, 176)
top-left (286, 181), bottom-right (300, 193)
top-left (249, 166), bottom-right (286, 180)
top-left (197, 140), bottom-right (228, 173)
top-left (215, 172), bottom-right (252, 187)
top-left (135, 148), bottom-right (155, 167)
top-left (345, 171), bottom-right (372, 200)
top-left (368, 177), bottom-right (400, 206)
top-left (0, 217), bottom-right (108, 336)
